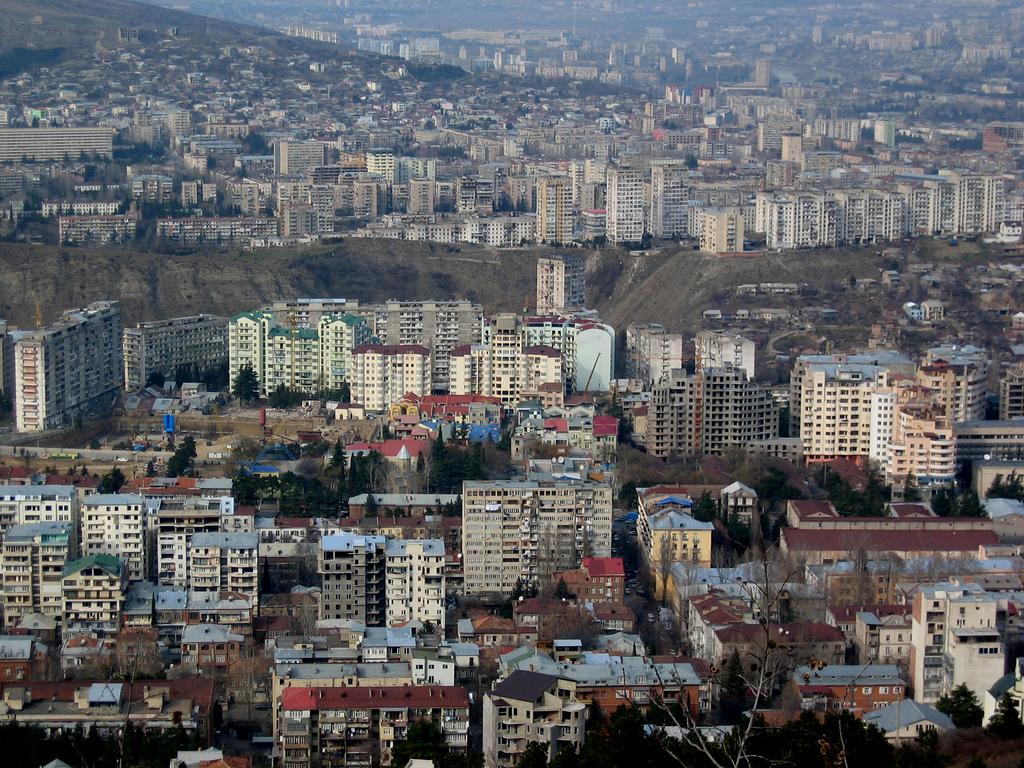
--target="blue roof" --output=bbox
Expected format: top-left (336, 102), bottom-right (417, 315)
top-left (656, 495), bottom-right (694, 507)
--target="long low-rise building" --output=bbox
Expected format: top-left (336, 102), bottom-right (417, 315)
top-left (781, 528), bottom-right (999, 565)
top-left (0, 127), bottom-right (114, 162)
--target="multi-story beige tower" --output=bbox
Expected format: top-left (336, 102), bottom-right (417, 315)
top-left (535, 175), bottom-right (574, 245)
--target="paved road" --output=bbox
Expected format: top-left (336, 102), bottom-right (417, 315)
top-left (0, 445), bottom-right (168, 462)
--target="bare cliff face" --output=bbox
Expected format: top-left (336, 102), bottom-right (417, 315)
top-left (0, 237), bottom-right (907, 338)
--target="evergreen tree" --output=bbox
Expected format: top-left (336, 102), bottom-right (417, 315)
top-left (516, 742), bottom-right (549, 768)
top-left (329, 439), bottom-right (345, 469)
top-left (957, 490), bottom-right (986, 518)
top-left (692, 491), bottom-right (718, 522)
top-left (936, 683), bottom-right (984, 727)
top-left (166, 436), bottom-right (197, 477)
top-left (554, 578), bottom-right (575, 600)
top-left (902, 472), bottom-right (922, 501)
top-left (988, 692), bottom-right (1024, 739)
top-left (97, 467), bottom-right (125, 493)
top-left (232, 363), bottom-right (260, 403)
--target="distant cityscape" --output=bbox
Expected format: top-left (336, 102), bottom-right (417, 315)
top-left (2, 1), bottom-right (1024, 768)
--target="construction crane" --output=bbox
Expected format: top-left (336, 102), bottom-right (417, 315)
top-left (34, 300), bottom-right (42, 330)
top-left (582, 352), bottom-right (602, 392)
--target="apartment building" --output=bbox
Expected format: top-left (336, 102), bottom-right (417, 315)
top-left (645, 369), bottom-right (699, 458)
top-left (351, 344), bottom-right (431, 411)
top-left (799, 363), bottom-right (891, 462)
top-left (853, 610), bottom-right (912, 666)
top-left (625, 323), bottom-right (683, 386)
top-left (318, 534), bottom-right (387, 624)
top-left (450, 337), bottom-right (562, 406)
top-left (1, 522), bottom-right (73, 627)
top-left (697, 208), bottom-right (745, 254)
top-left (482, 671), bottom-right (587, 768)
top-left (910, 583), bottom-right (1005, 706)
top-left (535, 176), bottom-right (574, 245)
top-left (14, 301), bottom-right (122, 432)
top-left (756, 192), bottom-right (838, 250)
top-left (181, 624), bottom-right (245, 671)
top-left (122, 314), bottom-right (227, 391)
top-left (695, 331), bottom-right (756, 376)
top-left (229, 309), bottom-right (373, 397)
top-left (917, 345), bottom-right (989, 423)
top-left (407, 178), bottom-right (436, 214)
top-left (789, 352), bottom-right (916, 437)
top-left (273, 139), bottom-right (327, 176)
top-left (384, 539), bottom-right (446, 629)
top-left (649, 160), bottom-right (689, 238)
top-left (180, 180), bottom-right (217, 206)
top-left (0, 485), bottom-right (79, 536)
top-left (833, 190), bottom-right (908, 244)
top-left (552, 557), bottom-right (626, 603)
top-left (61, 554), bottom-right (128, 640)
top-left (0, 127), bottom-right (114, 162)
top-left (999, 365), bottom-right (1024, 420)
top-left (151, 496), bottom-right (233, 585)
top-left (635, 490), bottom-right (714, 597)
top-left (187, 533), bottom-right (259, 609)
top-left (535, 254), bottom-right (586, 315)
top-left (885, 402), bottom-right (956, 486)
top-left (461, 479), bottom-right (613, 596)
top-left (155, 216), bottom-right (279, 244)
top-left (606, 166), bottom-right (645, 244)
top-left (58, 213), bottom-right (139, 245)
top-left (279, 685), bottom-right (470, 768)
top-left (377, 300), bottom-right (482, 391)
top-left (319, 314), bottom-right (373, 393)
top-left (81, 494), bottom-right (147, 582)
top-left (701, 366), bottom-right (779, 455)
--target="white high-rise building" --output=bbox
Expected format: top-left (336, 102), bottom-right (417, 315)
top-left (756, 192), bottom-right (838, 250)
top-left (606, 166), bottom-right (645, 244)
top-left (0, 485), bottom-right (80, 536)
top-left (273, 140), bottom-right (327, 176)
top-left (384, 539), bottom-right (446, 629)
top-left (14, 301), bottom-right (122, 432)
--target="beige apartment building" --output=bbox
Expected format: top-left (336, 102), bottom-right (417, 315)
top-left (461, 480), bottom-right (613, 596)
top-left (698, 207), bottom-right (745, 254)
top-left (535, 254), bottom-right (586, 315)
top-left (483, 670), bottom-right (587, 768)
top-left (61, 553), bottom-right (128, 639)
top-left (885, 402), bottom-right (956, 486)
top-left (917, 345), bottom-right (989, 423)
top-left (0, 485), bottom-right (80, 537)
top-left (799, 363), bottom-right (891, 462)
top-left (1, 522), bottom-right (73, 627)
top-left (81, 494), bottom-right (147, 583)
top-left (188, 533), bottom-right (259, 609)
top-left (535, 176), bottom-right (574, 245)
top-left (351, 344), bottom-right (431, 411)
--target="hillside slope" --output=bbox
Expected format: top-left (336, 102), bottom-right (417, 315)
top-left (0, 240), bottom-right (897, 332)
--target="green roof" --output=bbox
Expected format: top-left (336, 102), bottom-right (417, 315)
top-left (268, 327), bottom-right (319, 340)
top-left (62, 553), bottom-right (123, 579)
top-left (322, 313), bottom-right (366, 327)
top-left (230, 310), bottom-right (271, 322)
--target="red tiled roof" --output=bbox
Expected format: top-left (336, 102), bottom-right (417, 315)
top-left (715, 622), bottom-right (845, 644)
top-left (346, 439), bottom-right (430, 459)
top-left (783, 528), bottom-right (999, 553)
top-left (592, 415), bottom-right (618, 437)
top-left (582, 557), bottom-right (625, 578)
top-left (275, 517), bottom-right (314, 528)
top-left (788, 500), bottom-right (839, 519)
top-left (282, 685), bottom-right (468, 711)
top-left (544, 418), bottom-right (568, 432)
